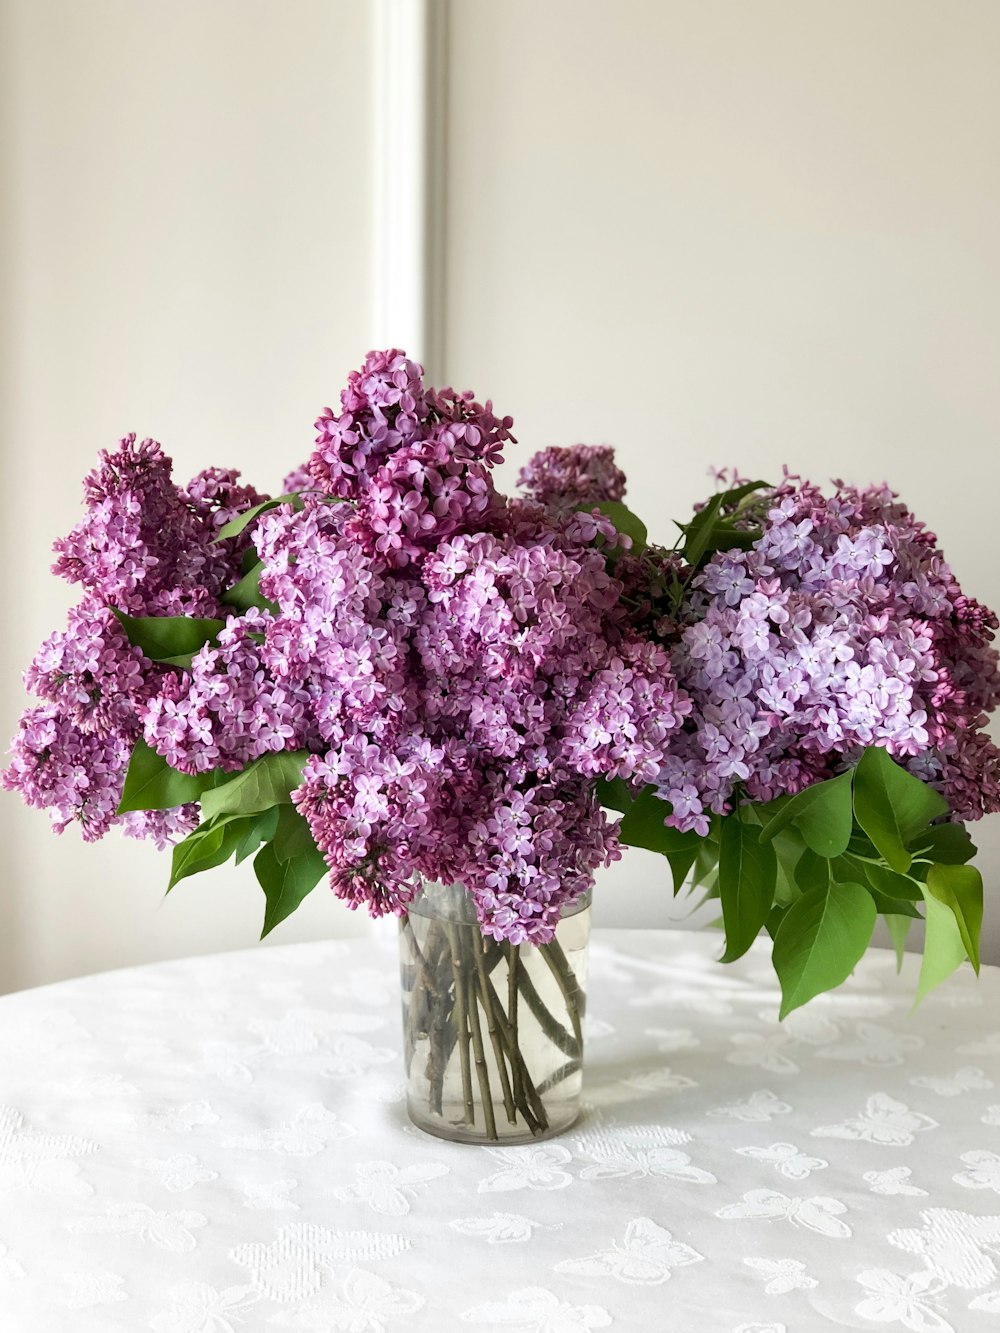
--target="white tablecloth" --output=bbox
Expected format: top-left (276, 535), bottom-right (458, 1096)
top-left (1, 928), bottom-right (999, 1332)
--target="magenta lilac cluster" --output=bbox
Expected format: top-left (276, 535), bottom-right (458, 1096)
top-left (654, 473), bottom-right (1000, 834)
top-left (3, 437), bottom-right (265, 846)
top-left (3, 355), bottom-right (689, 942)
top-left (517, 444), bottom-right (626, 511)
top-left (236, 355), bottom-right (689, 941)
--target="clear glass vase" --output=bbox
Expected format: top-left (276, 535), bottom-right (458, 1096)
top-left (398, 881), bottom-right (591, 1144)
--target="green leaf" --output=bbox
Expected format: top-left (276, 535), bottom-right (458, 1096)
top-left (201, 751), bottom-right (309, 822)
top-left (916, 885), bottom-right (969, 1005)
top-left (689, 840), bottom-right (720, 893)
top-left (793, 847), bottom-right (832, 894)
top-left (925, 862), bottom-right (983, 974)
top-left (759, 770), bottom-right (854, 858)
top-left (595, 775), bottom-right (631, 814)
top-left (255, 841), bottom-right (328, 938)
top-left (865, 889), bottom-right (923, 918)
top-left (718, 817), bottom-right (777, 962)
top-left (272, 803), bottom-right (319, 863)
top-left (168, 816), bottom-right (249, 891)
top-left (214, 494), bottom-right (302, 542)
top-left (220, 561), bottom-right (277, 614)
top-left (911, 823), bottom-right (977, 865)
top-left (679, 523), bottom-right (761, 555)
top-left (885, 914), bottom-right (912, 973)
top-left (679, 492), bottom-right (725, 569)
top-left (853, 747), bottom-right (949, 874)
top-left (234, 807), bottom-right (280, 865)
top-left (832, 857), bottom-right (921, 916)
top-left (847, 830), bottom-right (880, 860)
top-left (863, 862), bottom-right (922, 901)
top-left (117, 739), bottom-right (219, 814)
top-left (765, 903), bottom-right (787, 940)
top-left (772, 827), bottom-right (807, 906)
top-left (112, 610), bottom-right (225, 662)
top-left (772, 881), bottom-right (877, 1018)
top-left (665, 844), bottom-right (701, 895)
top-left (718, 479), bottom-right (770, 509)
top-left (617, 789), bottom-right (704, 855)
top-left (588, 501), bottom-right (647, 552)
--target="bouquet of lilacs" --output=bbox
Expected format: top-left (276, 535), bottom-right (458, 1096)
top-left (5, 351), bottom-right (1000, 1136)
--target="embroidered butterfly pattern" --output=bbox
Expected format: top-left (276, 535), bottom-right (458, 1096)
top-left (709, 1090), bottom-right (792, 1123)
top-left (554, 1217), bottom-right (704, 1285)
top-left (812, 1094), bottom-right (938, 1146)
top-left (733, 1142), bottom-right (828, 1181)
top-left (716, 1189), bottom-right (851, 1238)
top-left (855, 1269), bottom-right (952, 1333)
top-left (743, 1257), bottom-right (818, 1295)
top-left (575, 1126), bottom-right (716, 1183)
top-left (911, 1067), bottom-right (995, 1097)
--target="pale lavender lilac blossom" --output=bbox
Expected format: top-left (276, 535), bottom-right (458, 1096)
top-left (654, 477), bottom-right (1000, 833)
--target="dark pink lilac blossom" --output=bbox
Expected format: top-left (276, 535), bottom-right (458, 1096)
top-left (517, 444), bottom-right (626, 511)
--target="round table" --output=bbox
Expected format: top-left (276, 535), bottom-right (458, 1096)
top-left (1, 928), bottom-right (998, 1332)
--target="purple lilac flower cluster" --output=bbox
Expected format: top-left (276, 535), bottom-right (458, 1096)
top-left (241, 364), bottom-right (688, 942)
top-left (311, 351), bottom-right (513, 566)
top-left (2, 436), bottom-right (265, 847)
top-left (653, 476), bottom-right (1000, 834)
top-left (517, 444), bottom-right (626, 511)
top-left (4, 357), bottom-right (690, 943)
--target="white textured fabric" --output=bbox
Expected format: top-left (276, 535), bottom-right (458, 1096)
top-left (1, 929), bottom-right (999, 1332)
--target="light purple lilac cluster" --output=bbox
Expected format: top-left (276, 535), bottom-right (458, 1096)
top-left (653, 474), bottom-right (1000, 834)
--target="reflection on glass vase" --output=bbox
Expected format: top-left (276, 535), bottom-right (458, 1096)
top-left (398, 881), bottom-right (591, 1145)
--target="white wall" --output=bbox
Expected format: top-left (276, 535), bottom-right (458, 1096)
top-left (2, 0), bottom-right (999, 989)
top-left (444, 0), bottom-right (1000, 953)
top-left (0, 0), bottom-right (376, 992)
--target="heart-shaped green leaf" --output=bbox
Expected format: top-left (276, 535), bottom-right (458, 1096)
top-left (255, 841), bottom-right (328, 938)
top-left (772, 881), bottom-right (876, 1018)
top-left (759, 770), bottom-right (854, 858)
top-left (168, 815), bottom-right (250, 890)
top-left (853, 747), bottom-right (948, 874)
top-left (220, 561), bottom-right (277, 614)
top-left (201, 751), bottom-right (309, 822)
top-left (117, 739), bottom-right (219, 814)
top-left (112, 610), bottom-right (225, 662)
top-left (618, 789), bottom-right (704, 856)
top-left (214, 494), bottom-right (301, 542)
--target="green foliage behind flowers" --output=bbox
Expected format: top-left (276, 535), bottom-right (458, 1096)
top-left (603, 746), bottom-right (984, 1017)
